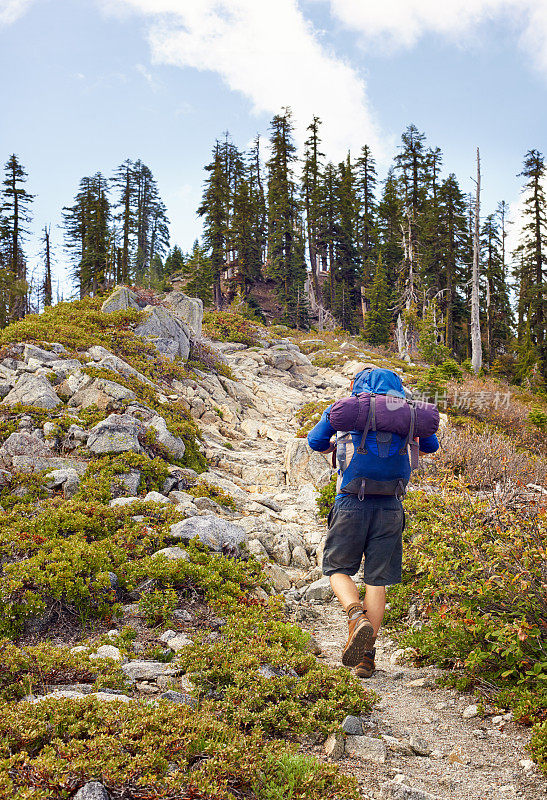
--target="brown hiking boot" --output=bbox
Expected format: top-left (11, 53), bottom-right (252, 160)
top-left (342, 604), bottom-right (374, 667)
top-left (355, 648), bottom-right (376, 678)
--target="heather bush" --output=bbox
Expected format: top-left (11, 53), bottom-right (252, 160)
top-left (202, 310), bottom-right (261, 345)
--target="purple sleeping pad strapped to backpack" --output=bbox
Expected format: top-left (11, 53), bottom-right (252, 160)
top-left (328, 393), bottom-right (439, 438)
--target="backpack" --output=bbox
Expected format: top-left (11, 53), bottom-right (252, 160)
top-left (330, 368), bottom-right (438, 500)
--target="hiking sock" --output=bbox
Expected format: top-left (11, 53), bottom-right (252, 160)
top-left (346, 602), bottom-right (364, 621)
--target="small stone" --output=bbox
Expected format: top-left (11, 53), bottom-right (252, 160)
top-left (74, 781), bottom-right (109, 800)
top-left (107, 629), bottom-right (119, 639)
top-left (409, 734), bottom-right (431, 756)
top-left (519, 759), bottom-right (535, 771)
top-left (166, 634), bottom-right (193, 652)
top-left (390, 648), bottom-right (414, 666)
top-left (70, 645), bottom-right (89, 654)
top-left (462, 703), bottom-right (479, 719)
top-left (447, 745), bottom-right (467, 764)
top-left (342, 715), bottom-right (363, 735)
top-left (406, 677), bottom-right (434, 688)
top-left (305, 576), bottom-right (333, 601)
top-left (90, 645), bottom-right (123, 661)
top-left (143, 491), bottom-right (171, 504)
top-left (121, 660), bottom-right (177, 681)
top-left (381, 735), bottom-right (414, 755)
top-left (152, 546), bottom-right (189, 561)
top-left (262, 562), bottom-right (291, 592)
top-left (345, 734), bottom-right (387, 763)
top-left (306, 635), bottom-right (322, 655)
top-left (324, 731), bottom-right (345, 760)
top-left (159, 630), bottom-right (177, 643)
top-left (160, 689), bottom-right (196, 707)
top-left (380, 780), bottom-right (442, 799)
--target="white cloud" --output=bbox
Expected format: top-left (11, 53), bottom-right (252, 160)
top-left (325, 0), bottom-right (547, 74)
top-left (0, 0), bottom-right (34, 25)
top-left (104, 0), bottom-right (383, 161)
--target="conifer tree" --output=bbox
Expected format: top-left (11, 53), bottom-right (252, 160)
top-left (1, 154), bottom-right (34, 322)
top-left (41, 225), bottom-right (53, 308)
top-left (266, 109), bottom-right (308, 327)
top-left (330, 155), bottom-right (360, 331)
top-left (481, 214), bottom-right (512, 364)
top-left (302, 117), bottom-right (325, 307)
top-left (376, 169), bottom-right (403, 288)
top-left (514, 149), bottom-right (547, 376)
top-left (183, 240), bottom-right (213, 305)
top-left (63, 173), bottom-right (111, 297)
top-left (164, 245), bottom-right (186, 278)
top-left (437, 174), bottom-right (468, 352)
top-left (355, 144), bottom-right (377, 283)
top-left (198, 142), bottom-right (229, 307)
top-left (364, 254), bottom-right (390, 345)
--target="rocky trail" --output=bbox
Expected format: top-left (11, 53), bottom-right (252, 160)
top-left (198, 341), bottom-right (545, 800)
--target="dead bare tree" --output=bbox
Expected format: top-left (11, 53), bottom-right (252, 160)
top-left (471, 148), bottom-right (483, 374)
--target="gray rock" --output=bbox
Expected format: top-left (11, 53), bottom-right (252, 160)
top-left (462, 703), bottom-right (479, 719)
top-left (143, 491), bottom-right (171, 504)
top-left (345, 735), bottom-right (387, 763)
top-left (112, 470), bottom-right (141, 496)
top-left (262, 562), bottom-right (291, 592)
top-left (290, 544), bottom-right (310, 569)
top-left (2, 431), bottom-right (52, 459)
top-left (166, 633), bottom-right (193, 651)
top-left (382, 735), bottom-right (414, 755)
top-left (95, 354), bottom-right (155, 386)
top-left (193, 495), bottom-right (222, 513)
top-left (160, 689), bottom-right (196, 707)
top-left (87, 414), bottom-right (142, 454)
top-left (147, 416), bottom-right (185, 459)
top-left (324, 731), bottom-right (345, 760)
top-left (101, 285), bottom-right (140, 313)
top-left (69, 378), bottom-right (136, 410)
top-left (11, 456), bottom-right (87, 474)
top-left (284, 438), bottom-right (333, 488)
top-left (305, 576), bottom-right (334, 602)
top-left (74, 781), bottom-right (110, 800)
top-left (169, 514), bottom-right (247, 553)
top-left (152, 546), bottom-right (189, 561)
top-left (380, 781), bottom-right (442, 800)
top-left (44, 468), bottom-right (80, 499)
top-left (135, 306), bottom-right (191, 361)
top-left (342, 715), bottom-right (363, 735)
top-left (0, 383), bottom-right (10, 399)
top-left (23, 344), bottom-right (59, 364)
top-left (47, 359), bottom-right (83, 378)
top-left (121, 660), bottom-right (177, 681)
top-left (2, 373), bottom-right (61, 410)
top-left (165, 290), bottom-right (203, 337)
top-left (409, 734), bottom-right (432, 756)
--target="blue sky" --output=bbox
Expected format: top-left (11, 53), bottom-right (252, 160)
top-left (1, 0), bottom-right (546, 295)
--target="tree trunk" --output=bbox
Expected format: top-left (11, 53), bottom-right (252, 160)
top-left (471, 148), bottom-right (483, 374)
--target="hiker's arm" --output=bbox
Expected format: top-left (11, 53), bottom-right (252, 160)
top-left (418, 433), bottom-right (439, 453)
top-left (307, 408), bottom-right (335, 454)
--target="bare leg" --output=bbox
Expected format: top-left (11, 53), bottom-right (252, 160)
top-left (363, 585), bottom-right (386, 636)
top-left (329, 573), bottom-right (360, 611)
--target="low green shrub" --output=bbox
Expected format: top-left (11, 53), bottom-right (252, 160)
top-left (387, 489), bottom-right (547, 768)
top-left (0, 699), bottom-right (360, 800)
top-left (203, 310), bottom-right (260, 346)
top-left (138, 586), bottom-right (178, 625)
top-left (316, 475), bottom-right (336, 519)
top-left (188, 482), bottom-right (237, 510)
top-left (295, 399), bottom-right (333, 438)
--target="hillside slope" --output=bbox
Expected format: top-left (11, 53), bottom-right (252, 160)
top-left (0, 288), bottom-right (544, 800)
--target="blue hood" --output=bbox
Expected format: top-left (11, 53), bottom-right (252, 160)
top-left (352, 367), bottom-right (405, 398)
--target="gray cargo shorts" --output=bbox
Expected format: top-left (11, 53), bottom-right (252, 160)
top-left (321, 494), bottom-right (405, 586)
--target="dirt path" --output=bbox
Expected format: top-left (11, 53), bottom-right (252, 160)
top-left (207, 344), bottom-right (545, 800)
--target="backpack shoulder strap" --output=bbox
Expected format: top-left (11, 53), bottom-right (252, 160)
top-left (398, 399), bottom-right (416, 455)
top-left (356, 393), bottom-right (376, 454)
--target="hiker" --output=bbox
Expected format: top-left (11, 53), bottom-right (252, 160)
top-left (307, 365), bottom-right (440, 678)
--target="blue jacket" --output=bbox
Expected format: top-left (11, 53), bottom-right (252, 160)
top-left (307, 368), bottom-right (439, 497)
